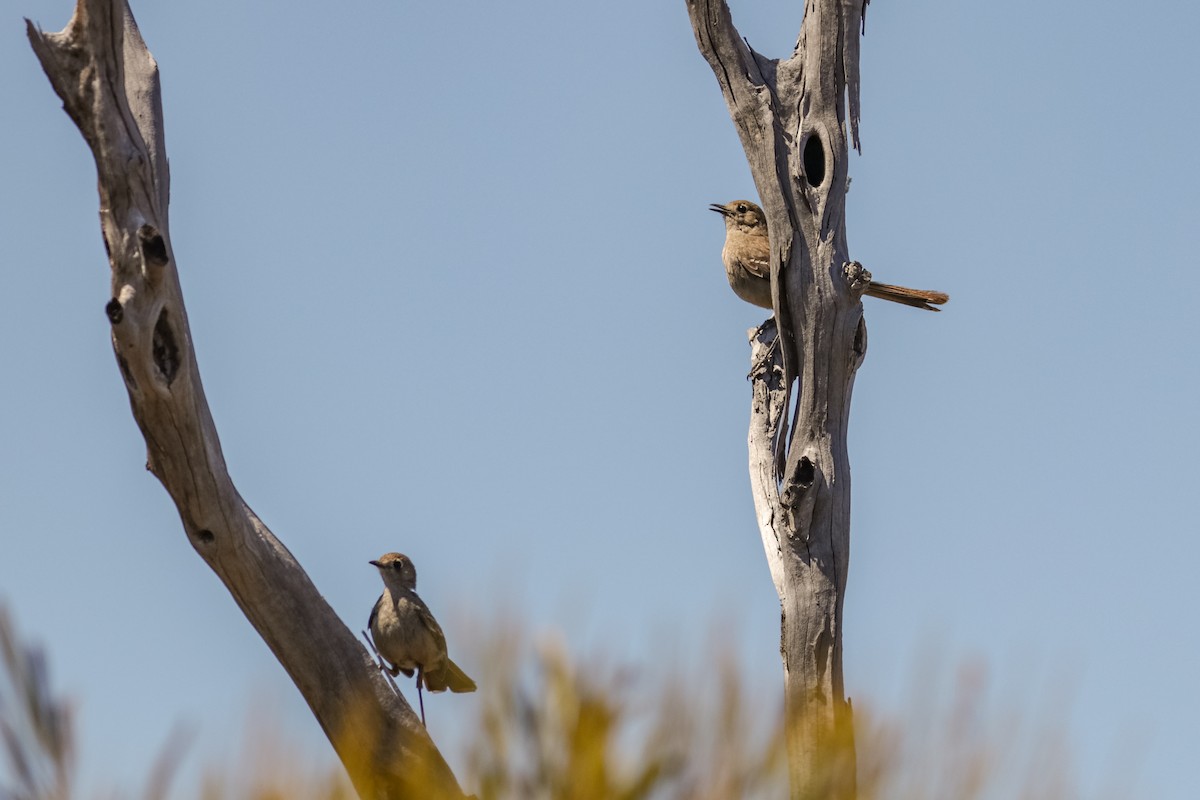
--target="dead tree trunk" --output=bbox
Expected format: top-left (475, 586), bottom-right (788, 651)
top-left (26, 2), bottom-right (466, 797)
top-left (687, 1), bottom-right (871, 797)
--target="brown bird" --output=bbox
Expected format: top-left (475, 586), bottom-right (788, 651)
top-left (709, 200), bottom-right (949, 311)
top-left (368, 552), bottom-right (475, 723)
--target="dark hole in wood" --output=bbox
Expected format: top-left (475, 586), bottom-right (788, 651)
top-left (797, 456), bottom-right (815, 488)
top-left (153, 309), bottom-right (180, 386)
top-left (105, 298), bottom-right (123, 324)
top-left (803, 134), bottom-right (826, 187)
top-left (853, 317), bottom-right (867, 357)
top-left (195, 529), bottom-right (215, 544)
top-left (138, 225), bottom-right (169, 267)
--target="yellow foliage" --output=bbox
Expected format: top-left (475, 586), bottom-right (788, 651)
top-left (0, 608), bottom-right (1097, 800)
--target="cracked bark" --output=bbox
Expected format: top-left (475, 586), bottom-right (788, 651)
top-left (687, 1), bottom-right (871, 797)
top-left (27, 2), bottom-right (467, 797)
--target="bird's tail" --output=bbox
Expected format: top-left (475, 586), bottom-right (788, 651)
top-left (864, 282), bottom-right (949, 312)
top-left (424, 658), bottom-right (477, 693)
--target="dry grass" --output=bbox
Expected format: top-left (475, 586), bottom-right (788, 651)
top-left (464, 629), bottom-right (787, 800)
top-left (0, 607), bottom-right (72, 800)
top-left (0, 606), bottom-right (1096, 800)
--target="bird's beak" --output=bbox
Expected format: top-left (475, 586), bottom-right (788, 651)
top-left (369, 560), bottom-right (383, 568)
top-left (709, 203), bottom-right (730, 216)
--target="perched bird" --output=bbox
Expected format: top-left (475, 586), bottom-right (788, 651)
top-left (368, 553), bottom-right (475, 722)
top-left (709, 200), bottom-right (949, 311)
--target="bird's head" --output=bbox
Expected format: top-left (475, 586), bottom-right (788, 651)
top-left (709, 200), bottom-right (767, 233)
top-left (370, 552), bottom-right (417, 591)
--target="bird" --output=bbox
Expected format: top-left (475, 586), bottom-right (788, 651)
top-left (709, 200), bottom-right (949, 311)
top-left (368, 552), bottom-right (475, 724)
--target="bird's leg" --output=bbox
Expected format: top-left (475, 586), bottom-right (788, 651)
top-left (362, 629), bottom-right (401, 677)
top-left (416, 668), bottom-right (427, 727)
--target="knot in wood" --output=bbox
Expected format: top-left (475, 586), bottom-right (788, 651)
top-left (843, 261), bottom-right (871, 293)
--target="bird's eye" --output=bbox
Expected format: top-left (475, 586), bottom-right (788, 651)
top-left (736, 204), bottom-right (747, 213)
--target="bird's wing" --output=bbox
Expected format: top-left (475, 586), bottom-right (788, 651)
top-left (413, 595), bottom-right (448, 654)
top-left (743, 254), bottom-right (771, 280)
top-left (367, 593), bottom-right (383, 631)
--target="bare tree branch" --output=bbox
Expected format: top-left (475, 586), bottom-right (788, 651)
top-left (747, 322), bottom-right (788, 600)
top-left (687, 0), bottom-right (871, 797)
top-left (26, 2), bottom-right (467, 797)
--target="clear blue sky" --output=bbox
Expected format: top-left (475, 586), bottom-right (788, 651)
top-left (3, 0), bottom-right (1198, 796)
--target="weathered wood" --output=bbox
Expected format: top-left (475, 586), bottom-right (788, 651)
top-left (26, 2), bottom-right (466, 797)
top-left (687, 1), bottom-right (870, 797)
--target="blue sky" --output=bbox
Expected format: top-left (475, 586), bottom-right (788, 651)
top-left (3, 0), bottom-right (1199, 796)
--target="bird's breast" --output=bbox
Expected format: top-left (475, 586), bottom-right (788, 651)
top-left (725, 262), bottom-right (773, 309)
top-left (371, 593), bottom-right (441, 670)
